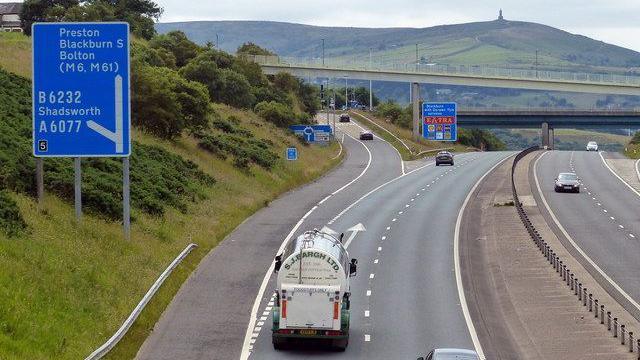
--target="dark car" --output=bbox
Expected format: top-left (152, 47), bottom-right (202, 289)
top-left (359, 130), bottom-right (374, 140)
top-left (554, 172), bottom-right (580, 193)
top-left (339, 114), bottom-right (351, 122)
top-left (435, 151), bottom-right (454, 166)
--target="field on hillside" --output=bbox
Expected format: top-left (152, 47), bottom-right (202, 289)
top-left (0, 33), bottom-right (30, 77)
top-left (0, 34), bottom-right (342, 359)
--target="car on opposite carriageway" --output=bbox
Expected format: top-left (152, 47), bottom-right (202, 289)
top-left (586, 141), bottom-right (598, 151)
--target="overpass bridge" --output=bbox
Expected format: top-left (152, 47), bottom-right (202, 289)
top-left (457, 108), bottom-right (640, 128)
top-left (247, 55), bottom-right (640, 147)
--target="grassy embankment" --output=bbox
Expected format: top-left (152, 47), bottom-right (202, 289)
top-left (0, 33), bottom-right (342, 360)
top-left (348, 110), bottom-right (471, 160)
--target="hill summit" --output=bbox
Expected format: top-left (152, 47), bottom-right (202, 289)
top-left (156, 17), bottom-right (640, 69)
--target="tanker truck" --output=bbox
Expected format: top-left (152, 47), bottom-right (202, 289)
top-left (272, 229), bottom-right (358, 351)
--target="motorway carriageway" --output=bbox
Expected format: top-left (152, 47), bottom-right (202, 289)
top-left (137, 117), bottom-right (512, 360)
top-left (534, 150), bottom-right (640, 319)
top-left (248, 150), bottom-right (513, 359)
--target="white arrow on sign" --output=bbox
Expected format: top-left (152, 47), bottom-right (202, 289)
top-left (87, 75), bottom-right (124, 153)
top-left (344, 223), bottom-right (366, 248)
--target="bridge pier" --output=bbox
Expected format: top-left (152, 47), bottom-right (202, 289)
top-left (549, 128), bottom-right (554, 150)
top-left (412, 82), bottom-right (420, 141)
top-left (541, 122), bottom-right (550, 149)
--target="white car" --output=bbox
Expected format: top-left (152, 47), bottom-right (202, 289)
top-left (418, 348), bottom-right (480, 360)
top-left (586, 141), bottom-right (598, 151)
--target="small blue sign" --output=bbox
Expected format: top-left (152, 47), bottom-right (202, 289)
top-left (422, 102), bottom-right (457, 141)
top-left (289, 124), bottom-right (333, 142)
top-left (286, 147), bottom-right (297, 161)
top-left (32, 22), bottom-right (131, 157)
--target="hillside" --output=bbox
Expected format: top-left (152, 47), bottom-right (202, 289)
top-left (156, 19), bottom-right (640, 69)
top-left (0, 33), bottom-right (341, 359)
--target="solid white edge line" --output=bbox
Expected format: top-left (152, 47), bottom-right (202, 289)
top-left (535, 151), bottom-right (640, 314)
top-left (350, 118), bottom-right (405, 175)
top-left (242, 151), bottom-right (473, 358)
top-left (239, 132), bottom-right (373, 360)
top-left (331, 136), bottom-right (343, 160)
top-left (635, 158), bottom-right (640, 183)
top-left (454, 153), bottom-right (512, 360)
top-left (598, 151), bottom-right (640, 198)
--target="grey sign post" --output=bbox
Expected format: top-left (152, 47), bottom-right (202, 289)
top-left (32, 22), bottom-right (131, 237)
top-left (74, 157), bottom-right (82, 221)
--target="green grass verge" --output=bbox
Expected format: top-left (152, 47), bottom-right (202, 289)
top-left (349, 111), bottom-right (469, 160)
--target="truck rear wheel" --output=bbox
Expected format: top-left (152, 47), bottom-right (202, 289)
top-left (273, 336), bottom-right (287, 350)
top-left (333, 337), bottom-right (348, 351)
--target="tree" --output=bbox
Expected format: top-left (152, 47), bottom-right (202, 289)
top-left (20, 0), bottom-right (79, 35)
top-left (254, 101), bottom-right (297, 128)
top-left (150, 31), bottom-right (201, 67)
top-left (236, 42), bottom-right (274, 56)
top-left (132, 65), bottom-right (209, 138)
top-left (21, 0), bottom-right (163, 39)
top-left (131, 40), bottom-right (176, 68)
top-left (217, 69), bottom-right (255, 109)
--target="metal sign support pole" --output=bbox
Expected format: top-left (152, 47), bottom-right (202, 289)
top-left (36, 158), bottom-right (44, 207)
top-left (123, 157), bottom-right (131, 240)
top-left (412, 82), bottom-right (420, 141)
top-left (74, 157), bottom-right (82, 221)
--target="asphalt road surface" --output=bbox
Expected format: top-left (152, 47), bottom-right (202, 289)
top-left (248, 151), bottom-right (513, 359)
top-left (137, 121), bottom-right (404, 360)
top-left (533, 150), bottom-right (640, 318)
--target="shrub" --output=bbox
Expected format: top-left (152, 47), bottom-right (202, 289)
top-left (254, 101), bottom-right (297, 128)
top-left (198, 133), bottom-right (278, 169)
top-left (132, 65), bottom-right (210, 138)
top-left (0, 69), bottom-right (215, 220)
top-left (149, 30), bottom-right (201, 67)
top-left (0, 191), bottom-right (27, 237)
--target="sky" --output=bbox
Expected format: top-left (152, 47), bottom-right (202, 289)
top-left (151, 0), bottom-right (640, 52)
top-left (1, 0), bottom-right (638, 52)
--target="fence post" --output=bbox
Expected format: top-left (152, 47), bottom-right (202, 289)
top-left (629, 332), bottom-right (634, 352)
top-left (614, 318), bottom-right (618, 338)
top-left (583, 288), bottom-right (588, 306)
top-left (608, 312), bottom-right (612, 330)
top-left (571, 274), bottom-right (575, 291)
top-left (622, 325), bottom-right (626, 345)
top-left (589, 294), bottom-right (593, 312)
top-left (578, 283), bottom-right (582, 300)
top-left (594, 299), bottom-right (599, 318)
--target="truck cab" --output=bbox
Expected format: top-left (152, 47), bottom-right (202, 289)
top-left (272, 229), bottom-right (357, 351)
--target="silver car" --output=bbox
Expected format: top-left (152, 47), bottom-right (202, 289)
top-left (418, 348), bottom-right (480, 360)
top-left (554, 172), bottom-right (580, 193)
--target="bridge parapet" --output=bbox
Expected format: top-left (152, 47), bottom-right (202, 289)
top-left (247, 55), bottom-right (640, 88)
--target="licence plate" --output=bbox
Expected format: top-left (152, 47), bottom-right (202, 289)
top-left (299, 329), bottom-right (317, 335)
top-left (564, 186), bottom-right (572, 189)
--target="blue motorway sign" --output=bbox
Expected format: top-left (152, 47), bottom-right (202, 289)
top-left (289, 124), bottom-right (333, 142)
top-left (286, 147), bottom-right (298, 161)
top-left (422, 102), bottom-right (457, 141)
top-left (32, 22), bottom-right (131, 157)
